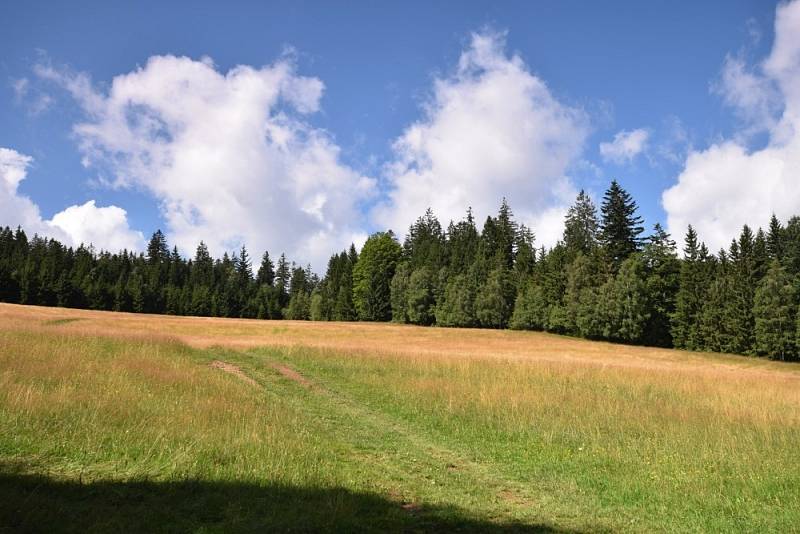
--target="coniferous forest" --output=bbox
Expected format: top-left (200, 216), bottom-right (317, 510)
top-left (3, 179), bottom-right (800, 361)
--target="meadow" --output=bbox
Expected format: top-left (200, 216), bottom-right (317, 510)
top-left (1, 302), bottom-right (799, 532)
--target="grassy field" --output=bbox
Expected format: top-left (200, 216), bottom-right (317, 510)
top-left (1, 303), bottom-right (799, 532)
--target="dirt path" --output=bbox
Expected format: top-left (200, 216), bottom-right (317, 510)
top-left (210, 360), bottom-right (260, 387)
top-left (269, 363), bottom-right (316, 389)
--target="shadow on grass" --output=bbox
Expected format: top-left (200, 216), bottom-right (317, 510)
top-left (0, 470), bottom-right (582, 533)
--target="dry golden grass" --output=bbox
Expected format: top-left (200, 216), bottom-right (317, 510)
top-left (4, 302), bottom-right (799, 381)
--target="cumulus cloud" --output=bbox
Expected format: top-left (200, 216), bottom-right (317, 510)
top-left (37, 54), bottom-right (374, 268)
top-left (663, 0), bottom-right (800, 253)
top-left (0, 147), bottom-right (142, 250)
top-left (49, 200), bottom-right (143, 251)
top-left (599, 128), bottom-right (649, 164)
top-left (374, 31), bottom-right (589, 248)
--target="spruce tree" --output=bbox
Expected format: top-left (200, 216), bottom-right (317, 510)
top-left (767, 214), bottom-right (784, 261)
top-left (446, 208), bottom-right (479, 276)
top-left (390, 262), bottom-right (411, 323)
top-left (641, 224), bottom-right (680, 347)
top-left (609, 255), bottom-right (650, 343)
top-left (697, 256), bottom-right (735, 353)
top-left (753, 228), bottom-right (769, 281)
top-left (563, 189), bottom-right (599, 257)
top-left (495, 198), bottom-right (516, 269)
top-left (146, 230), bottom-right (169, 265)
top-left (191, 242), bottom-right (213, 287)
top-left (672, 226), bottom-right (703, 350)
top-left (599, 180), bottom-right (645, 270)
top-left (727, 227), bottom-right (757, 354)
top-left (275, 253), bottom-right (290, 311)
top-left (754, 261), bottom-right (796, 360)
top-left (474, 264), bottom-right (514, 328)
top-left (535, 244), bottom-right (569, 331)
top-left (560, 253), bottom-right (598, 335)
top-left (783, 217), bottom-right (800, 275)
top-left (256, 251), bottom-right (275, 286)
top-left (404, 208), bottom-right (445, 271)
top-left (479, 199), bottom-right (516, 269)
top-left (509, 280), bottom-right (549, 331)
top-left (236, 245), bottom-right (253, 289)
top-left (513, 224), bottom-right (536, 288)
top-left (576, 280), bottom-right (615, 339)
top-left (435, 273), bottom-right (477, 327)
top-left (406, 267), bottom-right (436, 325)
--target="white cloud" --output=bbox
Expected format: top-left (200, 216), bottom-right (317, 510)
top-left (49, 200), bottom-right (143, 251)
top-left (0, 147), bottom-right (143, 251)
top-left (663, 0), bottom-right (800, 253)
top-left (713, 54), bottom-right (781, 136)
top-left (37, 54), bottom-right (374, 269)
top-left (599, 128), bottom-right (649, 164)
top-left (0, 147), bottom-right (48, 234)
top-left (374, 31), bottom-right (588, 248)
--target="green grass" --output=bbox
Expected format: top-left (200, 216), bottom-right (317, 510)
top-left (1, 319), bottom-right (799, 532)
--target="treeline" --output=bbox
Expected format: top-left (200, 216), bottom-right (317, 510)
top-left (2, 180), bottom-right (800, 360)
top-left (0, 228), bottom-right (324, 320)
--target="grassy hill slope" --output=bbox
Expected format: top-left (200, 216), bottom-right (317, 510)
top-left (1, 303), bottom-right (799, 532)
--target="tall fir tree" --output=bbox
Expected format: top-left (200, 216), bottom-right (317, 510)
top-left (474, 264), bottom-right (514, 328)
top-left (563, 189), bottom-right (599, 257)
top-left (446, 208), bottom-right (480, 276)
top-left (726, 227), bottom-right (758, 354)
top-left (435, 273), bottom-right (477, 327)
top-left (404, 208), bottom-right (446, 271)
top-left (767, 214), bottom-right (785, 261)
top-left (599, 180), bottom-right (645, 270)
top-left (754, 261), bottom-right (796, 360)
top-left (609, 255), bottom-right (650, 343)
top-left (256, 251), bottom-right (275, 286)
top-left (672, 226), bottom-right (704, 350)
top-left (641, 224), bottom-right (680, 347)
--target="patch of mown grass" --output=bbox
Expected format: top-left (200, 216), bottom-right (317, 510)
top-left (261, 346), bottom-right (800, 532)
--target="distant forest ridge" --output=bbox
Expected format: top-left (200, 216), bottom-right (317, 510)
top-left (2, 179), bottom-right (799, 361)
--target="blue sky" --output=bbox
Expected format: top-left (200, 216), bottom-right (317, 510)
top-left (1, 0), bottom-right (798, 268)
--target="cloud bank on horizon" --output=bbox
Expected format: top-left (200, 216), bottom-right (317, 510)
top-left (3, 0), bottom-right (800, 265)
top-left (0, 147), bottom-right (143, 251)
